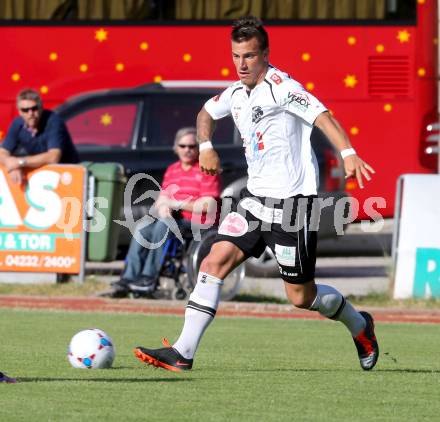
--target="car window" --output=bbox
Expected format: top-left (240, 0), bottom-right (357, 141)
top-left (66, 103), bottom-right (138, 147)
top-left (146, 94), bottom-right (234, 146)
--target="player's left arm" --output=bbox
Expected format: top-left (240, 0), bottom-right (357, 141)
top-left (314, 111), bottom-right (375, 189)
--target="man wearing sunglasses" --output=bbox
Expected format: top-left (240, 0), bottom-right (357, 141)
top-left (107, 127), bottom-right (221, 298)
top-left (0, 89), bottom-right (79, 383)
top-left (0, 88), bottom-right (79, 184)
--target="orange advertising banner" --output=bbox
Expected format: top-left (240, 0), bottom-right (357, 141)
top-left (0, 164), bottom-right (86, 274)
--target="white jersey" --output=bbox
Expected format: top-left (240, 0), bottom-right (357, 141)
top-left (204, 65), bottom-right (327, 198)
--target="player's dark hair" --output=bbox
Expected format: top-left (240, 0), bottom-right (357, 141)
top-left (231, 15), bottom-right (269, 52)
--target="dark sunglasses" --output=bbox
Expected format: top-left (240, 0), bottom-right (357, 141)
top-left (177, 144), bottom-right (197, 150)
top-left (20, 105), bottom-right (39, 113)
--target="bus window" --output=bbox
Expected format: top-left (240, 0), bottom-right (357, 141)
top-left (0, 0), bottom-right (416, 22)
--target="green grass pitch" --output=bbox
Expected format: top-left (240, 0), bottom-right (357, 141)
top-left (1, 308), bottom-right (439, 421)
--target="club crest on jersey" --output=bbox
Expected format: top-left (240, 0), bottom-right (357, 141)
top-left (252, 106), bottom-right (264, 123)
top-left (270, 73), bottom-right (282, 85)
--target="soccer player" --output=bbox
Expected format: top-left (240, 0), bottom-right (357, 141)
top-left (134, 16), bottom-right (379, 372)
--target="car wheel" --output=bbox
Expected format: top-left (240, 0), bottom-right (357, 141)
top-left (245, 247), bottom-right (279, 277)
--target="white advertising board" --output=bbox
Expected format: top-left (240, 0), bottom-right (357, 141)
top-left (393, 174), bottom-right (440, 298)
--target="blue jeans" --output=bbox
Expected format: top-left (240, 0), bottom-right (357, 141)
top-left (122, 218), bottom-right (191, 281)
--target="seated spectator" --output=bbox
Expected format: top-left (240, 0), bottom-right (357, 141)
top-left (110, 127), bottom-right (221, 297)
top-left (0, 88), bottom-right (79, 184)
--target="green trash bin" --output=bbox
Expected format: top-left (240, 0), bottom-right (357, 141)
top-left (83, 162), bottom-right (126, 262)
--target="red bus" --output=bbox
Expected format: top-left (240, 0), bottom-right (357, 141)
top-left (0, 0), bottom-right (437, 219)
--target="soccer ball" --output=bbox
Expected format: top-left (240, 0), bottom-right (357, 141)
top-left (68, 328), bottom-right (115, 369)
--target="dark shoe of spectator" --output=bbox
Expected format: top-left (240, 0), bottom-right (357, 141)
top-left (109, 285), bottom-right (131, 298)
top-left (111, 278), bottom-right (130, 289)
top-left (99, 278), bottom-right (131, 298)
top-left (128, 276), bottom-right (158, 295)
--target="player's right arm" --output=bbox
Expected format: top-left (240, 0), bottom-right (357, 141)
top-left (197, 107), bottom-right (221, 175)
top-left (197, 86), bottom-right (234, 175)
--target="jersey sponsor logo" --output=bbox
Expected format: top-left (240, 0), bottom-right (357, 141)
top-left (218, 212), bottom-right (248, 237)
top-left (240, 197), bottom-right (283, 224)
top-left (270, 73), bottom-right (282, 85)
top-left (201, 274), bottom-right (208, 283)
top-left (275, 244), bottom-right (296, 267)
top-left (252, 106), bottom-right (264, 123)
top-left (279, 266), bottom-right (298, 277)
top-left (240, 198), bottom-right (272, 223)
top-left (283, 92), bottom-right (310, 112)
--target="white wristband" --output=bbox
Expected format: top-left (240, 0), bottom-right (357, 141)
top-left (199, 141), bottom-right (213, 151)
top-left (340, 148), bottom-right (356, 159)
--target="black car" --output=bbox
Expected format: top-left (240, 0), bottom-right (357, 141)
top-left (57, 81), bottom-right (348, 276)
